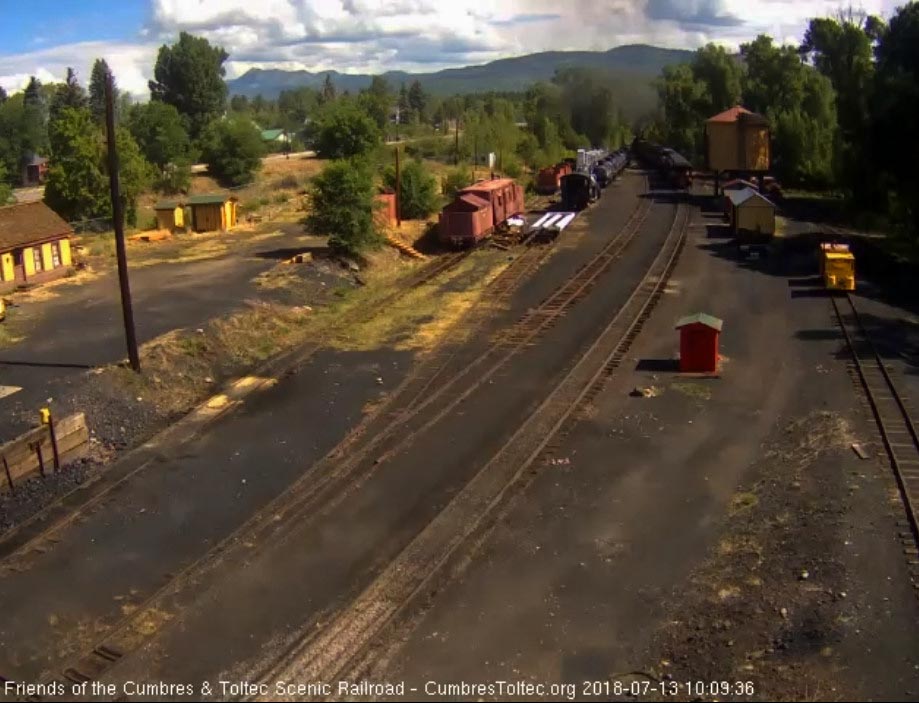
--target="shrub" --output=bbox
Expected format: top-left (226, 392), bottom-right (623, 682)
top-left (382, 160), bottom-right (439, 219)
top-left (306, 158), bottom-right (381, 257)
top-left (443, 167), bottom-right (472, 198)
top-left (276, 174), bottom-right (300, 190)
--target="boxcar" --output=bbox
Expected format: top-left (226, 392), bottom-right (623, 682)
top-left (438, 178), bottom-right (525, 248)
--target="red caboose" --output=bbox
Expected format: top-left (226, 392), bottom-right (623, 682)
top-left (439, 178), bottom-right (524, 248)
top-left (535, 162), bottom-right (572, 195)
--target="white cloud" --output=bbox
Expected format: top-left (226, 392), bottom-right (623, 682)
top-left (0, 41), bottom-right (157, 96)
top-left (0, 0), bottom-right (901, 98)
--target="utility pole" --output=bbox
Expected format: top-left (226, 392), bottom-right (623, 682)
top-left (454, 118), bottom-right (459, 166)
top-left (394, 146), bottom-right (402, 229)
top-left (104, 72), bottom-right (140, 372)
top-left (473, 136), bottom-right (477, 182)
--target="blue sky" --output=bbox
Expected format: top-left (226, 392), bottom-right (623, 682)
top-left (0, 0), bottom-right (147, 55)
top-left (0, 0), bottom-right (901, 97)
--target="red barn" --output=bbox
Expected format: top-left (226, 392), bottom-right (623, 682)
top-left (676, 313), bottom-right (723, 373)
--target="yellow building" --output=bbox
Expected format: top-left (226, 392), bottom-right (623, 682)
top-left (0, 201), bottom-right (74, 292)
top-left (153, 200), bottom-right (186, 232)
top-left (706, 106), bottom-right (770, 176)
top-left (187, 194), bottom-right (238, 233)
top-left (727, 187), bottom-right (776, 239)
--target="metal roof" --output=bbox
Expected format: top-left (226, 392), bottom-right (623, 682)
top-left (707, 106), bottom-right (769, 125)
top-left (187, 194), bottom-right (236, 205)
top-left (154, 200), bottom-right (183, 210)
top-left (726, 187), bottom-right (774, 208)
top-left (676, 313), bottom-right (723, 331)
top-left (460, 178), bottom-right (517, 193)
top-left (260, 128), bottom-right (286, 141)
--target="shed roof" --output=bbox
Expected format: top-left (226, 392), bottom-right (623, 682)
top-left (676, 313), bottom-right (723, 331)
top-left (187, 194), bottom-right (236, 206)
top-left (260, 128), bottom-right (285, 141)
top-left (727, 187), bottom-right (774, 208)
top-left (154, 200), bottom-right (183, 210)
top-left (723, 178), bottom-right (757, 190)
top-left (0, 201), bottom-right (72, 252)
top-left (22, 152), bottom-right (48, 166)
top-left (707, 105), bottom-right (769, 125)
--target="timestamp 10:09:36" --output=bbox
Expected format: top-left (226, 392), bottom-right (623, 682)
top-left (582, 680), bottom-right (755, 698)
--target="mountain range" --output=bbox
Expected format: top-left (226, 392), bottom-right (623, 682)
top-left (227, 44), bottom-right (691, 119)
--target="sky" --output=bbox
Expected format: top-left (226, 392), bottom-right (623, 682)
top-left (0, 0), bottom-right (904, 97)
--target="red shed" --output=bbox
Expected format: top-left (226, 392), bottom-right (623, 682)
top-left (676, 313), bottom-right (723, 373)
top-left (375, 190), bottom-right (397, 228)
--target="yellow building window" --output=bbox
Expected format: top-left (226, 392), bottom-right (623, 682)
top-left (32, 248), bottom-right (43, 272)
top-left (51, 242), bottom-right (61, 268)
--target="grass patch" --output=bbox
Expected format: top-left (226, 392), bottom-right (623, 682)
top-left (729, 491), bottom-right (759, 515)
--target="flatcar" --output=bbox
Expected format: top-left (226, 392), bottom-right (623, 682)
top-left (439, 177), bottom-right (525, 248)
top-left (560, 172), bottom-right (600, 211)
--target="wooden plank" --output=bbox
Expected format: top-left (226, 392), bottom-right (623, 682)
top-left (0, 413), bottom-right (88, 492)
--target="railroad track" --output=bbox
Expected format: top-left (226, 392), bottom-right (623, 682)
top-left (406, 250), bottom-right (470, 289)
top-left (832, 293), bottom-right (919, 588)
top-left (255, 202), bottom-right (690, 700)
top-left (14, 185), bottom-right (653, 694)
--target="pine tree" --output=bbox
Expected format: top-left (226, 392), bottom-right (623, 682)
top-left (320, 75), bottom-right (337, 105)
top-left (50, 68), bottom-right (87, 122)
top-left (89, 59), bottom-right (116, 124)
top-left (398, 83), bottom-right (409, 124)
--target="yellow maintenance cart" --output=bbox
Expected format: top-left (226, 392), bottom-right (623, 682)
top-left (822, 249), bottom-right (856, 291)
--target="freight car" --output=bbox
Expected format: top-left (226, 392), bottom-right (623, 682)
top-left (535, 162), bottom-right (572, 195)
top-left (439, 178), bottom-right (525, 248)
top-left (560, 172), bottom-right (600, 211)
top-left (593, 150), bottom-right (628, 187)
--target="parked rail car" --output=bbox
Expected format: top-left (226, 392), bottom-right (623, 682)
top-left (560, 172), bottom-right (600, 211)
top-left (438, 178), bottom-right (525, 248)
top-left (822, 249), bottom-right (856, 291)
top-left (535, 162), bottom-right (572, 195)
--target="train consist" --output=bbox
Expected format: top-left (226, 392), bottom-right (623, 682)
top-left (560, 148), bottom-right (629, 211)
top-left (535, 162), bottom-right (573, 195)
top-left (438, 178), bottom-right (525, 248)
top-left (631, 138), bottom-right (693, 189)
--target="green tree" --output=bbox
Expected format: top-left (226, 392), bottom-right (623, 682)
top-left (0, 94), bottom-right (26, 178)
top-left (398, 83), bottom-right (410, 124)
top-left (408, 80), bottom-right (427, 123)
top-left (443, 167), bottom-right (472, 198)
top-left (0, 161), bottom-right (12, 204)
top-left (0, 86), bottom-right (7, 104)
top-left (359, 76), bottom-right (392, 130)
top-left (149, 32), bottom-right (229, 138)
top-left (741, 35), bottom-right (838, 186)
top-left (873, 2), bottom-right (919, 237)
top-left (309, 100), bottom-right (381, 159)
top-left (229, 94), bottom-right (250, 114)
top-left (198, 116), bottom-right (264, 186)
top-left (49, 68), bottom-right (87, 122)
top-left (88, 58), bottom-right (116, 124)
top-left (320, 75), bottom-right (337, 105)
top-left (43, 106), bottom-right (108, 221)
top-left (109, 126), bottom-right (152, 226)
top-left (306, 158), bottom-right (380, 257)
top-left (126, 101), bottom-right (191, 168)
top-left (801, 12), bottom-right (886, 204)
top-left (22, 76), bottom-right (49, 155)
top-left (383, 159), bottom-right (438, 219)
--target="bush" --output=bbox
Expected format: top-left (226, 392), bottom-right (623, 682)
top-left (502, 157), bottom-right (523, 179)
top-left (276, 174), bottom-right (300, 190)
top-left (155, 160), bottom-right (191, 195)
top-left (306, 158), bottom-right (381, 257)
top-left (382, 160), bottom-right (439, 219)
top-left (199, 116), bottom-right (265, 186)
top-left (443, 167), bottom-right (472, 198)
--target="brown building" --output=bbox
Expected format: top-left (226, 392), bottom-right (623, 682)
top-left (187, 194), bottom-right (238, 233)
top-left (153, 200), bottom-right (186, 232)
top-left (0, 202), bottom-right (74, 292)
top-left (20, 153), bottom-right (49, 186)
